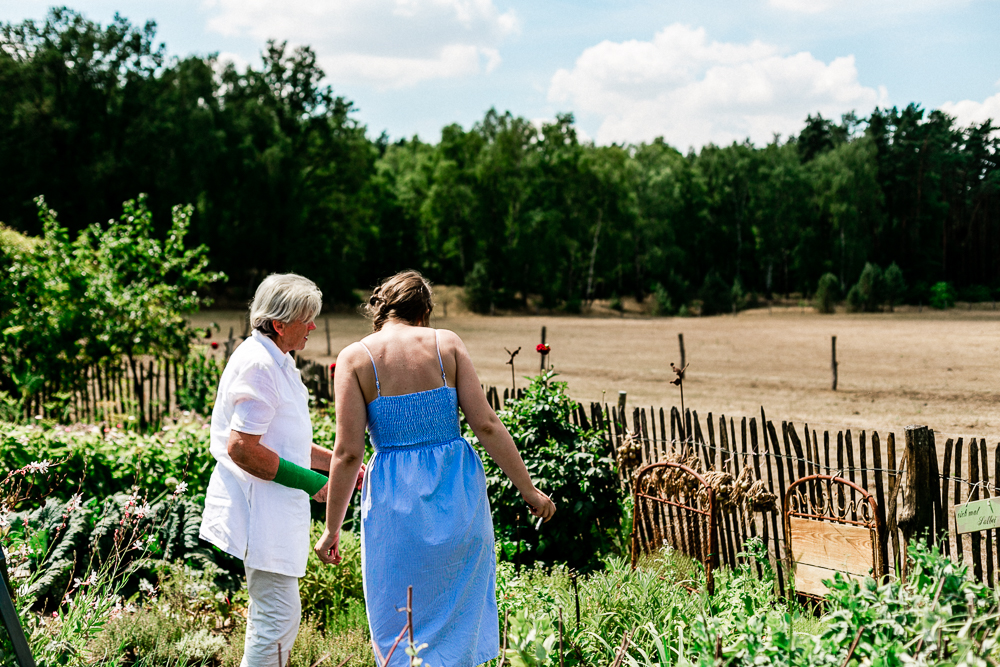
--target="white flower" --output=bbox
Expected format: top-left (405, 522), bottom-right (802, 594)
top-left (0, 510), bottom-right (10, 531)
top-left (25, 460), bottom-right (51, 474)
top-left (138, 579), bottom-right (156, 595)
top-left (64, 493), bottom-right (83, 514)
top-left (172, 481), bottom-right (188, 496)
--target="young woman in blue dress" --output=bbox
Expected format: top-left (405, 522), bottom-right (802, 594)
top-left (314, 270), bottom-right (556, 667)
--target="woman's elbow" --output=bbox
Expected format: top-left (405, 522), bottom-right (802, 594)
top-left (474, 416), bottom-right (502, 439)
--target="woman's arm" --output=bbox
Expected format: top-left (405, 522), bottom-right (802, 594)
top-left (315, 344), bottom-right (369, 565)
top-left (447, 331), bottom-right (556, 522)
top-left (228, 431), bottom-right (328, 500)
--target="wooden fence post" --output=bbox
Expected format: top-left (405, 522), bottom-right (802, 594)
top-left (617, 391), bottom-right (627, 429)
top-left (677, 333), bottom-right (685, 378)
top-left (539, 326), bottom-right (547, 372)
top-left (897, 424), bottom-right (939, 581)
top-left (831, 336), bottom-right (838, 391)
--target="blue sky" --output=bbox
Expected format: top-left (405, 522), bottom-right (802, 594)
top-left (4, 0), bottom-right (999, 149)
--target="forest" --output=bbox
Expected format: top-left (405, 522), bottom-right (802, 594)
top-left (2, 8), bottom-right (999, 310)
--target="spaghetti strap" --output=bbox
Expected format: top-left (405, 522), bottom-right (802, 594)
top-left (359, 342), bottom-right (381, 397)
top-left (434, 330), bottom-right (447, 386)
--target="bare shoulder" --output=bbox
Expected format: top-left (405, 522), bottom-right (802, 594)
top-left (435, 329), bottom-right (467, 353)
top-left (336, 341), bottom-right (371, 369)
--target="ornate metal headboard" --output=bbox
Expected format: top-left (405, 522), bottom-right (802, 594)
top-left (631, 461), bottom-right (718, 593)
top-left (783, 474), bottom-right (888, 598)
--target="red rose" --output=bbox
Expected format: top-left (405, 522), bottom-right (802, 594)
top-left (211, 341), bottom-right (219, 349)
top-left (536, 343), bottom-right (551, 354)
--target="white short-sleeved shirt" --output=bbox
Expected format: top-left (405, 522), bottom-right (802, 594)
top-left (199, 330), bottom-right (314, 577)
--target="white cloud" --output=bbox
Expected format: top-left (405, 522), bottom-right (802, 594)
top-left (767, 0), bottom-right (972, 15)
top-left (939, 92), bottom-right (1000, 129)
top-left (548, 24), bottom-right (886, 149)
top-left (201, 0), bottom-right (518, 89)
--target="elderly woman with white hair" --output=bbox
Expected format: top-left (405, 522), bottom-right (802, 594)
top-left (200, 273), bottom-right (335, 667)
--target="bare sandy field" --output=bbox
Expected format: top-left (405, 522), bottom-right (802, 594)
top-left (192, 306), bottom-right (1000, 441)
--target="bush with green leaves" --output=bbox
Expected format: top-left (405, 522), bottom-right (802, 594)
top-left (299, 522), bottom-right (366, 629)
top-left (814, 273), bottom-right (840, 314)
top-left (464, 261), bottom-right (494, 314)
top-left (698, 270), bottom-right (730, 316)
top-left (650, 283), bottom-right (675, 316)
top-left (846, 262), bottom-right (885, 312)
top-left (467, 372), bottom-right (623, 571)
top-left (0, 195), bottom-right (224, 410)
top-left (931, 281), bottom-right (957, 309)
top-left (883, 262), bottom-right (906, 310)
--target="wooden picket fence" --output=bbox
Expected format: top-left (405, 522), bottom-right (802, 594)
top-left (484, 386), bottom-right (1000, 591)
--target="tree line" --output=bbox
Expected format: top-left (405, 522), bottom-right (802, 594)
top-left (2, 9), bottom-right (998, 311)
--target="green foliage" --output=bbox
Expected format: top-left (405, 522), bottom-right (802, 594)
top-left (650, 282), bottom-right (675, 316)
top-left (175, 350), bottom-right (223, 415)
top-left (0, 421), bottom-right (216, 506)
top-left (504, 611), bottom-right (557, 667)
top-left (2, 12), bottom-right (1000, 306)
top-left (698, 271), bottom-right (730, 316)
top-left (0, 195), bottom-right (223, 406)
top-left (814, 272), bottom-right (840, 313)
top-left (730, 277), bottom-right (747, 313)
top-left (960, 284), bottom-right (992, 303)
top-left (468, 373), bottom-right (623, 571)
top-left (852, 262), bottom-right (885, 312)
top-left (464, 261), bottom-right (494, 314)
top-left (299, 522), bottom-right (365, 629)
top-left (883, 262), bottom-right (906, 309)
top-left (931, 281), bottom-right (957, 309)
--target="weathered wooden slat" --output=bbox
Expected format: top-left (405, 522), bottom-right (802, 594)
top-left (748, 417), bottom-right (767, 578)
top-left (760, 413), bottom-right (786, 595)
top-left (941, 438), bottom-right (954, 558)
top-left (789, 517), bottom-right (877, 597)
top-left (969, 438), bottom-right (983, 581)
top-left (845, 430), bottom-right (859, 522)
top-left (954, 438), bottom-right (965, 562)
top-left (995, 444), bottom-right (1000, 588)
top-left (716, 418), bottom-right (737, 569)
top-left (979, 439), bottom-right (993, 586)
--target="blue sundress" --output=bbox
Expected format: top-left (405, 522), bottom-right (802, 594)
top-left (359, 331), bottom-right (499, 667)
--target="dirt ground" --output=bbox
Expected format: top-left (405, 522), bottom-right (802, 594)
top-left (191, 303), bottom-right (1000, 442)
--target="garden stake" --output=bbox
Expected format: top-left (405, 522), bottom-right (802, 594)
top-left (558, 607), bottom-right (564, 667)
top-left (505, 347), bottom-right (521, 394)
top-left (572, 572), bottom-right (580, 629)
top-left (539, 326), bottom-right (547, 371)
top-left (840, 626), bottom-right (865, 667)
top-left (670, 363), bottom-right (689, 445)
top-left (497, 609), bottom-right (509, 667)
top-left (307, 653), bottom-right (333, 667)
top-left (515, 514), bottom-right (521, 574)
top-left (609, 628), bottom-right (634, 667)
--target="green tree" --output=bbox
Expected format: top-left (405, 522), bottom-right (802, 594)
top-left (815, 273), bottom-right (840, 314)
top-left (884, 262), bottom-right (906, 311)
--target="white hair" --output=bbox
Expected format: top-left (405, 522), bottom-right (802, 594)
top-left (249, 273), bottom-right (323, 336)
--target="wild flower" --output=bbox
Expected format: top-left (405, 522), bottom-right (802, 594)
top-left (172, 481), bottom-right (188, 496)
top-left (25, 460), bottom-right (51, 474)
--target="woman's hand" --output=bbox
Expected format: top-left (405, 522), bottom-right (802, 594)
top-left (521, 487), bottom-right (556, 523)
top-left (312, 482), bottom-right (329, 503)
top-left (314, 527), bottom-right (342, 565)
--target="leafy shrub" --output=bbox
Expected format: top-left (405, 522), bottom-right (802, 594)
top-left (650, 283), bottom-right (674, 316)
top-left (959, 284), bottom-right (992, 303)
top-left (730, 278), bottom-right (747, 313)
top-left (814, 273), bottom-right (840, 314)
top-left (8, 491), bottom-right (243, 605)
top-left (468, 373), bottom-right (623, 571)
top-left (0, 421), bottom-right (216, 505)
top-left (698, 271), bottom-right (730, 316)
top-left (0, 195), bottom-right (224, 408)
top-left (175, 350), bottom-right (223, 414)
top-left (883, 262), bottom-right (906, 310)
top-left (930, 281), bottom-right (956, 309)
top-left (464, 261), bottom-right (494, 314)
top-left (846, 262), bottom-right (884, 312)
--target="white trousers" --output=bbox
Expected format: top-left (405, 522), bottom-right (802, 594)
top-left (240, 566), bottom-right (302, 667)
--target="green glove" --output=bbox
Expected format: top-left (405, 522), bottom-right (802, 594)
top-left (272, 457), bottom-right (328, 496)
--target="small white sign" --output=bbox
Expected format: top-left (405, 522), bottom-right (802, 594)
top-left (955, 497), bottom-right (1000, 535)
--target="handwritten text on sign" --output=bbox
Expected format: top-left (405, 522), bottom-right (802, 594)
top-left (955, 498), bottom-right (1000, 534)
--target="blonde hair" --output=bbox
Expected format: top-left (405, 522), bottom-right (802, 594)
top-left (365, 270), bottom-right (433, 332)
top-left (249, 273), bottom-right (323, 337)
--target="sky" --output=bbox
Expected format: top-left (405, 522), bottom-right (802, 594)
top-left (3, 0), bottom-right (1000, 150)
